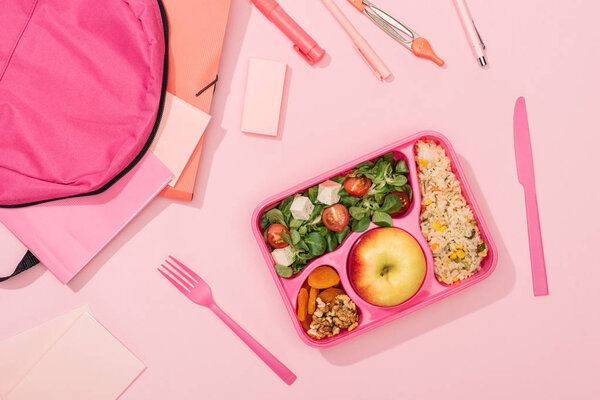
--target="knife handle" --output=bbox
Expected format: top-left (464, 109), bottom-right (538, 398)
top-left (523, 186), bottom-right (549, 296)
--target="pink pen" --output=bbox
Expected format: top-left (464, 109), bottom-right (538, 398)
top-left (251, 0), bottom-right (326, 65)
top-left (452, 0), bottom-right (487, 67)
top-left (321, 0), bottom-right (391, 80)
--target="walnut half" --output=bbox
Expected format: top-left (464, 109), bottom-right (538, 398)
top-left (307, 294), bottom-right (359, 339)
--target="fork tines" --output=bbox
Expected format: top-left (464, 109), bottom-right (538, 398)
top-left (158, 256), bottom-right (201, 294)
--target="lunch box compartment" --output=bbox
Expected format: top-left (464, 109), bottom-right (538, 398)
top-left (251, 131), bottom-right (497, 348)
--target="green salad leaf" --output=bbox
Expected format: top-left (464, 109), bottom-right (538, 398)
top-left (352, 216), bottom-right (371, 232)
top-left (262, 152), bottom-right (412, 276)
top-left (265, 209), bottom-right (286, 226)
top-left (395, 159), bottom-right (409, 174)
top-left (372, 211), bottom-right (393, 227)
top-left (275, 264), bottom-right (293, 278)
top-left (305, 232), bottom-right (326, 256)
top-left (379, 193), bottom-right (403, 214)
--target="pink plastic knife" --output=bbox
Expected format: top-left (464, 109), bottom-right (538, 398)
top-left (514, 97), bottom-right (549, 296)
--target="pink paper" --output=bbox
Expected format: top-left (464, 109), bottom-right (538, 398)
top-left (0, 153), bottom-right (172, 284)
top-left (241, 58), bottom-right (287, 136)
top-left (150, 93), bottom-right (211, 187)
top-left (4, 312), bottom-right (145, 400)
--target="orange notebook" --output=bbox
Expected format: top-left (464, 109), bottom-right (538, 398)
top-left (160, 0), bottom-right (232, 201)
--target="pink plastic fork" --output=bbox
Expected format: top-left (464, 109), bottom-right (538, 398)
top-left (158, 256), bottom-right (296, 385)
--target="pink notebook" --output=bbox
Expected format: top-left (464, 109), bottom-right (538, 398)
top-left (0, 153), bottom-right (171, 284)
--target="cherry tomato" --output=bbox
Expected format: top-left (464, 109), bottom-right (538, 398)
top-left (344, 176), bottom-right (372, 197)
top-left (267, 223), bottom-right (290, 248)
top-left (386, 191), bottom-right (411, 217)
top-left (322, 204), bottom-right (350, 232)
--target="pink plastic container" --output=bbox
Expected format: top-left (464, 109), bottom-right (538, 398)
top-left (251, 131), bottom-right (497, 348)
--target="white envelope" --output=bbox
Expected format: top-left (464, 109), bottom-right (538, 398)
top-left (0, 307), bottom-right (145, 400)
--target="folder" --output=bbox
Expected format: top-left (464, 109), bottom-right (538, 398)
top-left (159, 0), bottom-right (232, 201)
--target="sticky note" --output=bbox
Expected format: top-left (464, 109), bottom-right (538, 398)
top-left (151, 93), bottom-right (211, 187)
top-left (241, 58), bottom-right (287, 136)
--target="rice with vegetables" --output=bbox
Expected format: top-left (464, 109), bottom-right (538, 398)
top-left (415, 140), bottom-right (488, 284)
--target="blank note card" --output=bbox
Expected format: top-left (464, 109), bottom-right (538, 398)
top-left (241, 58), bottom-right (287, 136)
top-left (6, 312), bottom-right (145, 400)
top-left (151, 93), bottom-right (211, 187)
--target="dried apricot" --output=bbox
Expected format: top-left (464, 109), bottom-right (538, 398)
top-left (307, 266), bottom-right (340, 289)
top-left (317, 287), bottom-right (345, 303)
top-left (297, 287), bottom-right (308, 322)
top-left (301, 315), bottom-right (312, 331)
top-left (308, 287), bottom-right (319, 314)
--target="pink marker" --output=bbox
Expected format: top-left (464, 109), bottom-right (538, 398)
top-left (452, 0), bottom-right (487, 67)
top-left (251, 0), bottom-right (326, 65)
top-left (321, 0), bottom-right (391, 80)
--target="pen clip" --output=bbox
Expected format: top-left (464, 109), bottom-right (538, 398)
top-left (474, 22), bottom-right (485, 49)
top-left (293, 44), bottom-right (316, 65)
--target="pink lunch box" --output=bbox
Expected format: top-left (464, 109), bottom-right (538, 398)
top-left (251, 131), bottom-right (498, 348)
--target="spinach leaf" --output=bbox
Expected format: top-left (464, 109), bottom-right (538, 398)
top-left (290, 229), bottom-right (301, 245)
top-left (275, 264), bottom-right (293, 278)
top-left (395, 159), bottom-right (409, 174)
top-left (335, 226), bottom-right (351, 243)
top-left (330, 175), bottom-right (345, 184)
top-left (382, 152), bottom-right (395, 163)
top-left (355, 161), bottom-right (374, 170)
top-left (387, 174), bottom-right (408, 187)
top-left (317, 226), bottom-right (329, 237)
top-left (306, 232), bottom-right (326, 256)
top-left (280, 229), bottom-right (292, 245)
top-left (289, 218), bottom-right (303, 229)
top-left (374, 192), bottom-right (387, 204)
top-left (326, 232), bottom-right (338, 253)
top-left (297, 240), bottom-right (310, 252)
top-left (280, 196), bottom-right (294, 224)
top-left (260, 213), bottom-right (269, 230)
top-left (306, 204), bottom-right (324, 225)
top-left (265, 209), bottom-right (286, 226)
top-left (349, 206), bottom-right (368, 220)
top-left (339, 191), bottom-right (360, 207)
top-left (379, 194), bottom-right (403, 214)
top-left (352, 216), bottom-right (371, 232)
top-left (372, 211), bottom-right (393, 227)
top-left (307, 185), bottom-right (319, 203)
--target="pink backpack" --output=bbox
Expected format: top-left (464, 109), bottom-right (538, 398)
top-left (0, 0), bottom-right (167, 279)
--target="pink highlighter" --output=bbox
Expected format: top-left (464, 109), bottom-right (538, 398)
top-left (251, 0), bottom-right (325, 65)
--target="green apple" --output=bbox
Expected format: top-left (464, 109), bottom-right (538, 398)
top-left (349, 227), bottom-right (426, 307)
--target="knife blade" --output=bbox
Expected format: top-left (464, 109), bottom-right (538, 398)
top-left (513, 96), bottom-right (549, 296)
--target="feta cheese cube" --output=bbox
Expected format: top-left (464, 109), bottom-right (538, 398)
top-left (271, 246), bottom-right (294, 267)
top-left (317, 180), bottom-right (342, 205)
top-left (290, 196), bottom-right (314, 220)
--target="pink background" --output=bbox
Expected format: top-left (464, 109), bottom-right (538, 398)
top-left (1, 0), bottom-right (598, 398)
